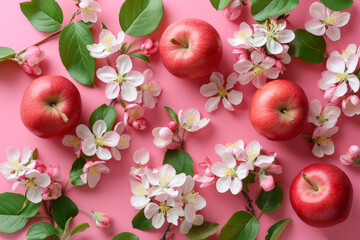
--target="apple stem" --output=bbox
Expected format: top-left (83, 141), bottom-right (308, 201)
top-left (281, 109), bottom-right (295, 123)
top-left (169, 38), bottom-right (188, 48)
top-left (302, 172), bottom-right (319, 191)
top-left (51, 104), bottom-right (69, 123)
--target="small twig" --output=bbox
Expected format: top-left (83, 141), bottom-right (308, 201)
top-left (242, 191), bottom-right (254, 216)
top-left (63, 179), bottom-right (70, 194)
top-left (160, 223), bottom-right (172, 240)
top-left (127, 47), bottom-right (141, 55)
top-left (43, 201), bottom-right (54, 225)
top-left (109, 98), bottom-right (116, 106)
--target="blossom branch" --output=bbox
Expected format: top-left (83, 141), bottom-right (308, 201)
top-left (242, 191), bottom-right (254, 216)
top-left (160, 223), bottom-right (172, 240)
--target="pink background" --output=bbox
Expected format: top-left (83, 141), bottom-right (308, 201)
top-left (0, 0), bottom-right (360, 239)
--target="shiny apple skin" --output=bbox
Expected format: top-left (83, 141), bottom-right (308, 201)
top-left (290, 163), bottom-right (353, 227)
top-left (20, 75), bottom-right (81, 138)
top-left (159, 18), bottom-right (222, 80)
top-left (249, 79), bottom-right (309, 141)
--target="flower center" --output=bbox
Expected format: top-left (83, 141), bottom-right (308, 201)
top-left (69, 137), bottom-right (80, 148)
top-left (342, 49), bottom-right (354, 58)
top-left (118, 135), bottom-right (128, 147)
top-left (316, 111), bottom-right (328, 124)
top-left (25, 178), bottom-right (36, 188)
top-left (186, 115), bottom-right (197, 125)
top-left (101, 35), bottom-right (114, 50)
top-left (265, 20), bottom-right (280, 39)
top-left (247, 149), bottom-right (259, 159)
top-left (116, 73), bottom-right (126, 83)
top-left (141, 82), bottom-right (154, 91)
top-left (336, 73), bottom-right (348, 82)
top-left (83, 7), bottom-right (93, 16)
top-left (88, 166), bottom-right (99, 176)
top-left (183, 190), bottom-right (199, 204)
top-left (238, 29), bottom-right (251, 39)
top-left (159, 202), bottom-right (171, 216)
top-left (10, 159), bottom-right (20, 169)
top-left (223, 167), bottom-right (236, 178)
top-left (252, 67), bottom-right (264, 77)
top-left (159, 173), bottom-right (173, 187)
top-left (315, 135), bottom-right (333, 146)
top-left (226, 142), bottom-right (240, 148)
top-left (129, 110), bottom-right (141, 122)
top-left (324, 13), bottom-right (339, 26)
top-left (95, 136), bottom-right (109, 147)
top-left (135, 184), bottom-right (147, 195)
top-left (218, 86), bottom-right (227, 97)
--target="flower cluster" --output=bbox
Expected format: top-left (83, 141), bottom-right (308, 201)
top-left (0, 147), bottom-right (62, 203)
top-left (318, 44), bottom-right (360, 117)
top-left (15, 46), bottom-right (45, 76)
top-left (88, 28), bottom-right (161, 131)
top-left (129, 149), bottom-right (207, 233)
top-left (153, 108), bottom-right (210, 148)
top-left (305, 2), bottom-right (350, 42)
top-left (228, 21), bottom-right (294, 88)
top-left (194, 140), bottom-right (282, 193)
top-left (340, 145), bottom-right (360, 166)
top-left (200, 72), bottom-right (243, 112)
top-left (306, 99), bottom-right (340, 158)
top-left (78, 0), bottom-right (101, 23)
top-left (63, 120), bottom-right (130, 188)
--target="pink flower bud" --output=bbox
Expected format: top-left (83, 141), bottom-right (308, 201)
top-left (42, 182), bottom-right (62, 200)
top-left (340, 155), bottom-right (354, 165)
top-left (47, 165), bottom-right (61, 181)
top-left (132, 118), bottom-right (148, 130)
top-left (24, 46), bottom-right (45, 66)
top-left (275, 60), bottom-right (283, 74)
top-left (93, 212), bottom-right (111, 229)
top-left (349, 145), bottom-right (359, 158)
top-left (266, 164), bottom-right (283, 174)
top-left (141, 38), bottom-right (159, 56)
top-left (260, 175), bottom-right (275, 192)
top-left (223, 0), bottom-right (243, 21)
top-left (167, 121), bottom-right (178, 132)
top-left (35, 160), bottom-right (47, 173)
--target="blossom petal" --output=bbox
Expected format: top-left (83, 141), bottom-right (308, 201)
top-left (121, 84), bottom-right (137, 102)
top-left (205, 96), bottom-right (220, 112)
top-left (334, 81), bottom-right (348, 97)
top-left (144, 202), bottom-right (159, 218)
top-left (76, 124), bottom-right (93, 140)
top-left (326, 56), bottom-right (345, 73)
top-left (96, 147), bottom-right (112, 160)
top-left (6, 147), bottom-right (20, 163)
top-left (221, 152), bottom-right (236, 168)
top-left (200, 82), bottom-right (218, 97)
top-left (233, 60), bottom-right (253, 74)
top-left (266, 38), bottom-right (283, 55)
top-left (105, 83), bottom-right (120, 99)
top-left (87, 172), bottom-right (101, 188)
top-left (216, 177), bottom-right (231, 193)
top-left (348, 75), bottom-right (360, 93)
top-left (210, 72), bottom-right (224, 86)
top-left (111, 148), bottom-right (121, 161)
top-left (277, 30), bottom-right (295, 44)
top-left (309, 2), bottom-right (326, 20)
top-left (92, 120), bottom-right (107, 137)
top-left (82, 138), bottom-right (97, 156)
top-left (237, 72), bottom-right (253, 85)
top-left (346, 54), bottom-right (359, 73)
top-left (326, 26), bottom-right (341, 42)
top-left (211, 162), bottom-right (227, 177)
top-left (249, 33), bottom-right (267, 47)
top-left (222, 97), bottom-right (234, 111)
top-left (126, 71), bottom-right (144, 86)
top-left (335, 12), bottom-right (351, 27)
top-left (152, 213), bottom-right (165, 229)
top-left (96, 66), bottom-right (117, 83)
top-left (265, 68), bottom-right (280, 79)
top-left (227, 90), bottom-right (243, 105)
top-left (133, 148), bottom-right (150, 165)
top-left (116, 55), bottom-right (132, 74)
top-left (35, 173), bottom-right (51, 187)
top-left (26, 187), bottom-right (43, 203)
top-left (305, 19), bottom-right (326, 36)
top-left (230, 177), bottom-right (242, 195)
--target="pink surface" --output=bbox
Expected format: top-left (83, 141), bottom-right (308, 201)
top-left (0, 0), bottom-right (360, 239)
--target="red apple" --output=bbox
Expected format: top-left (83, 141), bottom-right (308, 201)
top-left (290, 163), bottom-right (353, 227)
top-left (159, 18), bottom-right (222, 80)
top-left (20, 75), bottom-right (81, 138)
top-left (249, 79), bottom-right (308, 141)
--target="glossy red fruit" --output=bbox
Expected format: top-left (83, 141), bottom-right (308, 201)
top-left (249, 79), bottom-right (309, 141)
top-left (20, 75), bottom-right (81, 138)
top-left (290, 163), bottom-right (353, 227)
top-left (159, 18), bottom-right (222, 80)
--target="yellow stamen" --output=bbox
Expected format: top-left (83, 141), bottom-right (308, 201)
top-left (223, 167), bottom-right (236, 178)
top-left (159, 202), bottom-right (171, 216)
top-left (315, 135), bottom-right (333, 146)
top-left (88, 166), bottom-right (99, 176)
top-left (252, 67), bottom-right (263, 77)
top-left (95, 136), bottom-right (109, 147)
top-left (183, 190), bottom-right (199, 204)
top-left (226, 142), bottom-right (240, 148)
top-left (247, 149), bottom-right (259, 159)
top-left (25, 178), bottom-right (36, 188)
top-left (218, 86), bottom-right (227, 97)
top-left (135, 184), bottom-right (147, 195)
top-left (325, 12), bottom-right (339, 26)
top-left (141, 82), bottom-right (154, 91)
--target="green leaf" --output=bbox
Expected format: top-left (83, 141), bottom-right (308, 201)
top-left (256, 183), bottom-right (283, 213)
top-left (63, 217), bottom-right (72, 237)
top-left (186, 221), bottom-right (219, 239)
top-left (354, 68), bottom-right (360, 79)
top-left (125, 39), bottom-right (135, 53)
top-left (219, 211), bottom-right (260, 240)
top-left (209, 0), bottom-right (232, 10)
top-left (101, 22), bottom-right (108, 30)
top-left (132, 209), bottom-right (153, 230)
top-left (19, 201), bottom-right (41, 218)
top-left (59, 21), bottom-right (95, 86)
top-left (242, 172), bottom-right (256, 192)
top-left (52, 195), bottom-right (78, 229)
top-left (129, 53), bottom-right (151, 66)
top-left (20, 0), bottom-right (63, 33)
top-left (69, 157), bottom-right (86, 186)
top-left (89, 104), bottom-right (117, 131)
top-left (289, 29), bottom-right (327, 64)
top-left (164, 106), bottom-right (179, 124)
top-left (112, 232), bottom-right (139, 240)
top-left (119, 0), bottom-right (164, 36)
top-left (320, 0), bottom-right (353, 11)
top-left (163, 149), bottom-right (193, 176)
top-left (265, 218), bottom-right (291, 240)
top-left (26, 222), bottom-right (58, 240)
top-left (30, 148), bottom-right (38, 160)
top-left (251, 0), bottom-right (299, 22)
top-left (70, 222), bottom-right (90, 236)
top-left (0, 193), bottom-right (30, 233)
top-left (0, 47), bottom-right (16, 60)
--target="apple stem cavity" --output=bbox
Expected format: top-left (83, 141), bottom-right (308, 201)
top-left (170, 38), bottom-right (188, 48)
top-left (302, 172), bottom-right (319, 191)
top-left (51, 104), bottom-right (69, 123)
top-left (281, 109), bottom-right (295, 123)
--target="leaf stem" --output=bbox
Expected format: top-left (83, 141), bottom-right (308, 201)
top-left (109, 98), bottom-right (116, 106)
top-left (257, 211), bottom-right (263, 220)
top-left (79, 208), bottom-right (93, 216)
top-left (160, 223), bottom-right (172, 240)
top-left (43, 200), bottom-right (54, 225)
top-left (242, 191), bottom-right (254, 216)
top-left (32, 215), bottom-right (50, 218)
top-left (63, 179), bottom-right (70, 194)
top-left (127, 47), bottom-right (141, 55)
